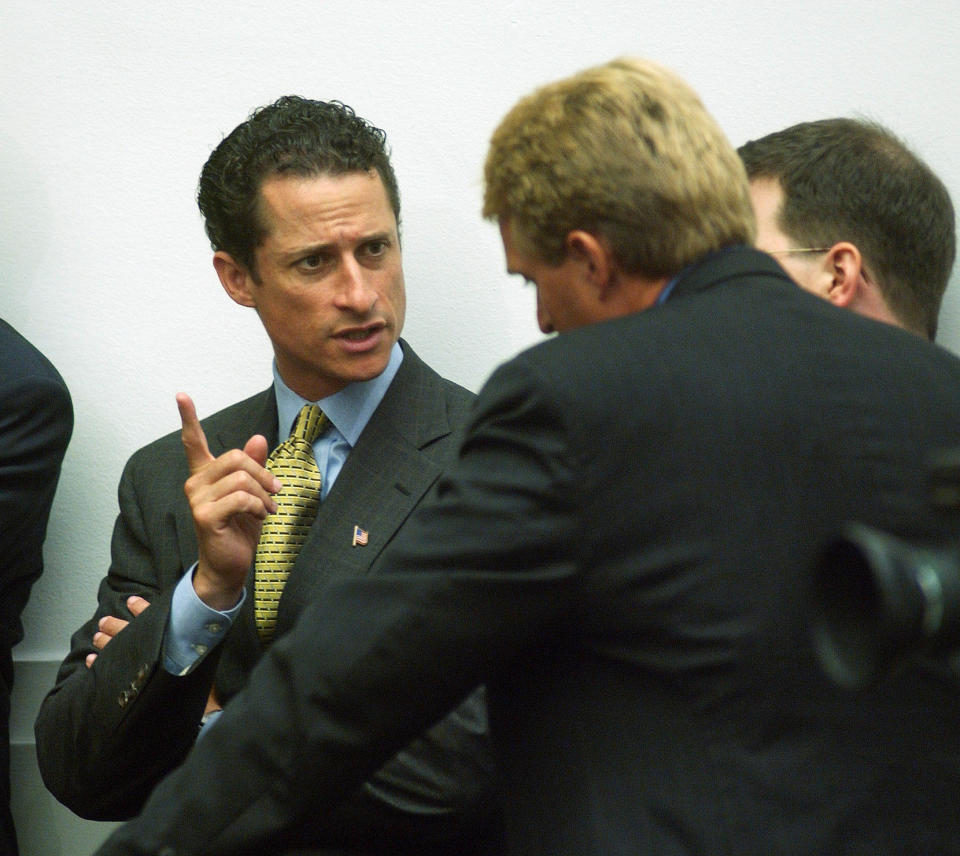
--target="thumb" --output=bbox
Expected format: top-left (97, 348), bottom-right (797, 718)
top-left (243, 434), bottom-right (270, 468)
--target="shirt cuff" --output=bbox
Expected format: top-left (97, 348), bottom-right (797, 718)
top-left (196, 707), bottom-right (224, 739)
top-left (163, 564), bottom-right (246, 676)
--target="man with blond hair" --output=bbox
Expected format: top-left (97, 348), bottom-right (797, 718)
top-left (94, 59), bottom-right (960, 856)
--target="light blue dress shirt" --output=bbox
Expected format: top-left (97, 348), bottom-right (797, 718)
top-left (164, 343), bottom-right (404, 678)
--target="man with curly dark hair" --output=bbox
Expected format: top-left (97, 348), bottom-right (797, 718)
top-left (35, 97), bottom-right (501, 856)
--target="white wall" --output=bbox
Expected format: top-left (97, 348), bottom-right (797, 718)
top-left (4, 0), bottom-right (960, 851)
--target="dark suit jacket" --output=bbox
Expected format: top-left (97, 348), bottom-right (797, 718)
top-left (35, 341), bottom-right (500, 854)
top-left (0, 319), bottom-right (72, 856)
top-left (93, 248), bottom-right (960, 856)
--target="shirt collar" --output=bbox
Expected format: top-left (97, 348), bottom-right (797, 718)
top-left (272, 341), bottom-right (403, 445)
top-left (656, 275), bottom-right (680, 305)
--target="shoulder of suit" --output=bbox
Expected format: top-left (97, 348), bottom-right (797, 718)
top-left (437, 374), bottom-right (476, 407)
top-left (0, 320), bottom-right (70, 390)
top-left (397, 338), bottom-right (476, 405)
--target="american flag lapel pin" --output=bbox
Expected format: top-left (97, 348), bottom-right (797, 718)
top-left (352, 525), bottom-right (369, 547)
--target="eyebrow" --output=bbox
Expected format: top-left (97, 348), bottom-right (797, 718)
top-left (277, 231), bottom-right (395, 262)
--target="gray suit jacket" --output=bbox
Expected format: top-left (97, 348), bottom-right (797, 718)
top-left (35, 340), bottom-right (500, 854)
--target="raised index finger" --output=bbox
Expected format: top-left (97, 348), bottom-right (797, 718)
top-left (176, 392), bottom-right (214, 474)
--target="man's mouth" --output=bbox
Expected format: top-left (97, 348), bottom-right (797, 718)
top-left (342, 328), bottom-right (377, 341)
top-left (335, 323), bottom-right (386, 348)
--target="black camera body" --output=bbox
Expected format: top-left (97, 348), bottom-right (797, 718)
top-left (810, 450), bottom-right (960, 689)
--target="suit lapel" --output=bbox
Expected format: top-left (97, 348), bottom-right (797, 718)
top-left (210, 388), bottom-right (279, 455)
top-left (275, 342), bottom-right (454, 631)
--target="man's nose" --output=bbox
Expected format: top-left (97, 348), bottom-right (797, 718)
top-left (536, 291), bottom-right (554, 334)
top-left (336, 259), bottom-right (377, 313)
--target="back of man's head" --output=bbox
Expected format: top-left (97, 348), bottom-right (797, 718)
top-left (738, 118), bottom-right (955, 339)
top-left (197, 96), bottom-right (401, 275)
top-left (483, 58), bottom-right (755, 278)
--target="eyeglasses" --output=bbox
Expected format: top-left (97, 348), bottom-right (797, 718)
top-left (767, 247), bottom-right (831, 255)
top-left (767, 246), bottom-right (876, 285)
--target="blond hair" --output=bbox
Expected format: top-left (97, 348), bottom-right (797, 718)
top-left (483, 58), bottom-right (755, 276)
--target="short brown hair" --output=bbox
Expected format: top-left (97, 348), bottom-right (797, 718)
top-left (739, 118), bottom-right (955, 339)
top-left (483, 58), bottom-right (755, 278)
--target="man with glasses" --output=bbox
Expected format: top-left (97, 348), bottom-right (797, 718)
top-left (739, 118), bottom-right (954, 340)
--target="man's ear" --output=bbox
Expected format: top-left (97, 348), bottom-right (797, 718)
top-left (823, 242), bottom-right (864, 309)
top-left (213, 251), bottom-right (257, 308)
top-left (564, 230), bottom-right (614, 296)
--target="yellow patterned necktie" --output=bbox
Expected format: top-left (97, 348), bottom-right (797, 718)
top-left (254, 404), bottom-right (329, 642)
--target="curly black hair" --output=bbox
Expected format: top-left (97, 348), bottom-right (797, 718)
top-left (197, 96), bottom-right (400, 276)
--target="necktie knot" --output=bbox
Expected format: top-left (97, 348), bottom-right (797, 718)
top-left (292, 404), bottom-right (328, 445)
top-left (267, 404), bottom-right (329, 468)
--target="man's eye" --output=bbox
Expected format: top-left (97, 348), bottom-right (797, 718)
top-left (298, 254), bottom-right (324, 270)
top-left (364, 240), bottom-right (388, 257)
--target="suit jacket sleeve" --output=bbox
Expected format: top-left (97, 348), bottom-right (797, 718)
top-left (0, 366), bottom-right (72, 659)
top-left (92, 355), bottom-right (585, 856)
top-left (34, 444), bottom-right (221, 820)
